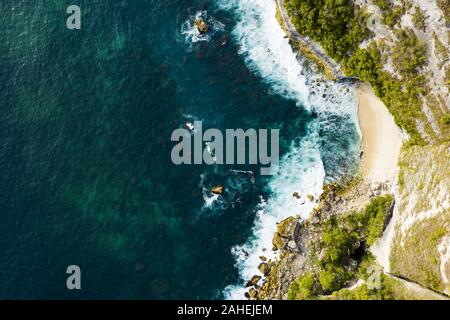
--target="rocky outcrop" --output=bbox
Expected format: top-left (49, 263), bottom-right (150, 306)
top-left (246, 275), bottom-right (261, 287)
top-left (272, 217), bottom-right (302, 251)
top-left (195, 18), bottom-right (209, 34)
top-left (275, 0), bottom-right (344, 80)
top-left (211, 185), bottom-right (224, 195)
top-left (252, 179), bottom-right (401, 300)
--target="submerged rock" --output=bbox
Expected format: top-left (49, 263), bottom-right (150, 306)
top-left (195, 18), bottom-right (209, 34)
top-left (248, 288), bottom-right (257, 299)
top-left (307, 194), bottom-right (315, 202)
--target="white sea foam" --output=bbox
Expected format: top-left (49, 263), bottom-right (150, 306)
top-left (216, 0), bottom-right (359, 299)
top-left (181, 11), bottom-right (225, 45)
top-left (224, 136), bottom-right (325, 299)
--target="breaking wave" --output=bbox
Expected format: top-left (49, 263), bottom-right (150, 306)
top-left (216, 0), bottom-right (360, 299)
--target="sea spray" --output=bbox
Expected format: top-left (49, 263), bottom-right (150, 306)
top-left (217, 0), bottom-right (360, 299)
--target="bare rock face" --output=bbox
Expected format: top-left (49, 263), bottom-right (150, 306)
top-left (258, 262), bottom-right (271, 276)
top-left (246, 275), bottom-right (261, 287)
top-left (195, 18), bottom-right (209, 34)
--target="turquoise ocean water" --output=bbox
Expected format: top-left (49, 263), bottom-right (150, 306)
top-left (0, 0), bottom-right (360, 299)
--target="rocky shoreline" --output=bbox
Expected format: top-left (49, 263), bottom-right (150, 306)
top-left (242, 0), bottom-right (449, 300)
top-left (244, 180), bottom-right (389, 299)
top-left (275, 0), bottom-right (344, 81)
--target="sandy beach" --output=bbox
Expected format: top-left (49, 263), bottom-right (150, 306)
top-left (357, 84), bottom-right (402, 184)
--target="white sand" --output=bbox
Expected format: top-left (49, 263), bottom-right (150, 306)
top-left (358, 84), bottom-right (402, 274)
top-left (357, 84), bottom-right (402, 184)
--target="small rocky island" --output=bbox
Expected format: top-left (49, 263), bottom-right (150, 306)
top-left (195, 18), bottom-right (209, 34)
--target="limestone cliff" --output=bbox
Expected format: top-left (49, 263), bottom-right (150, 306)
top-left (250, 0), bottom-right (450, 300)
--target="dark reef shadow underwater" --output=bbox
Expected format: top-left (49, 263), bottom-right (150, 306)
top-left (0, 0), bottom-right (359, 299)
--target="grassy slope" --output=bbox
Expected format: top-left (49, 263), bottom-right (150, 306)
top-left (391, 143), bottom-right (450, 293)
top-left (281, 0), bottom-right (450, 297)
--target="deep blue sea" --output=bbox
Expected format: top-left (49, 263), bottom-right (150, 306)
top-left (0, 0), bottom-right (360, 299)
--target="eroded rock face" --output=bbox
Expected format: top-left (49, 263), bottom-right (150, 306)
top-left (195, 18), bottom-right (209, 34)
top-left (246, 275), bottom-right (261, 287)
top-left (258, 263), bottom-right (271, 276)
top-left (272, 217), bottom-right (300, 250)
top-left (248, 288), bottom-right (257, 299)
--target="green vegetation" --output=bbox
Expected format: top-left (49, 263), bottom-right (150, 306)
top-left (391, 214), bottom-right (449, 292)
top-left (360, 195), bottom-right (394, 245)
top-left (372, 0), bottom-right (391, 11)
top-left (393, 143), bottom-right (450, 294)
top-left (426, 94), bottom-right (450, 139)
top-left (441, 115), bottom-right (450, 126)
top-left (343, 37), bottom-right (428, 145)
top-left (433, 33), bottom-right (448, 69)
top-left (383, 6), bottom-right (403, 28)
top-left (331, 274), bottom-right (394, 300)
top-left (437, 0), bottom-right (450, 24)
top-left (284, 0), bottom-right (441, 145)
top-left (412, 6), bottom-right (426, 31)
top-left (446, 65), bottom-right (450, 89)
top-left (392, 29), bottom-right (427, 76)
top-left (288, 195), bottom-right (394, 299)
top-left (288, 272), bottom-right (317, 299)
top-left (372, 0), bottom-right (407, 28)
top-left (284, 0), bottom-right (370, 62)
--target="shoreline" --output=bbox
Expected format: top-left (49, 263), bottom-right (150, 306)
top-left (275, 0), bottom-right (343, 80)
top-left (248, 0), bottom-right (449, 300)
top-left (276, 0), bottom-right (403, 183)
top-left (356, 84), bottom-right (402, 184)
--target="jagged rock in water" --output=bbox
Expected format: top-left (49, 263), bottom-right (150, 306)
top-left (211, 185), bottom-right (224, 195)
top-left (287, 240), bottom-right (297, 250)
top-left (292, 192), bottom-right (301, 199)
top-left (195, 18), bottom-right (209, 34)
top-left (258, 262), bottom-right (271, 276)
top-left (259, 256), bottom-right (267, 262)
top-left (246, 275), bottom-right (261, 287)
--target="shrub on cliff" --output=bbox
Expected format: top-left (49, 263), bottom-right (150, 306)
top-left (346, 194), bottom-right (394, 246)
top-left (412, 6), bottom-right (426, 31)
top-left (288, 272), bottom-right (317, 300)
top-left (392, 29), bottom-right (427, 76)
top-left (285, 0), bottom-right (369, 61)
top-left (372, 0), bottom-right (391, 11)
top-left (321, 219), bottom-right (355, 265)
